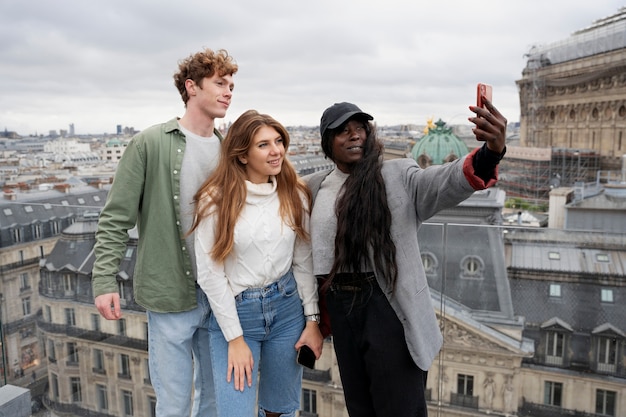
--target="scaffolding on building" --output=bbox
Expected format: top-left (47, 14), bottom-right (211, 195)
top-left (498, 147), bottom-right (600, 203)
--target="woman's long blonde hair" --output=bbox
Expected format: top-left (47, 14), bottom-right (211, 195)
top-left (189, 109), bottom-right (311, 262)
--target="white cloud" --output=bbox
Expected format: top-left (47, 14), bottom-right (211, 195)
top-left (0, 0), bottom-right (623, 134)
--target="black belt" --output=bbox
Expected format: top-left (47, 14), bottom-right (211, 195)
top-left (320, 273), bottom-right (376, 292)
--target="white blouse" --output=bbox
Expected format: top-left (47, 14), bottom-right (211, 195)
top-left (195, 176), bottom-right (318, 341)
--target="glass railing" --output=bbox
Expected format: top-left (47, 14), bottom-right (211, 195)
top-left (3, 223), bottom-right (625, 417)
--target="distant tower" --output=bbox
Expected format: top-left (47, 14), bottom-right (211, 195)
top-left (117, 124), bottom-right (122, 135)
top-left (69, 123), bottom-right (75, 136)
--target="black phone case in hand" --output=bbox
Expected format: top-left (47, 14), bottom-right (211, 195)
top-left (297, 345), bottom-right (316, 369)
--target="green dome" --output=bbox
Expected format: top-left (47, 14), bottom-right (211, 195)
top-left (411, 119), bottom-right (469, 167)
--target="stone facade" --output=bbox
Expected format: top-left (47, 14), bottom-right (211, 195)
top-left (517, 28), bottom-right (626, 171)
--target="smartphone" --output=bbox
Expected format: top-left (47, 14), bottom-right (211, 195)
top-left (296, 345), bottom-right (316, 369)
top-left (477, 83), bottom-right (493, 108)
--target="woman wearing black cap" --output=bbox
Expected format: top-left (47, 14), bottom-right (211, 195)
top-left (306, 99), bottom-right (507, 416)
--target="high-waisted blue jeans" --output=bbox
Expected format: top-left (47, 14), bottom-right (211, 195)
top-left (209, 270), bottom-right (305, 417)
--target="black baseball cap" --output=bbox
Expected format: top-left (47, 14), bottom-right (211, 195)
top-left (320, 102), bottom-right (373, 138)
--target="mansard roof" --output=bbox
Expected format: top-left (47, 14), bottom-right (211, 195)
top-left (44, 219), bottom-right (137, 280)
top-left (0, 185), bottom-right (108, 229)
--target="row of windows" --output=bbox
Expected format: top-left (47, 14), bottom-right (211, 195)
top-left (48, 373), bottom-right (155, 417)
top-left (545, 331), bottom-right (621, 372)
top-left (548, 283), bottom-right (615, 303)
top-left (544, 381), bottom-right (617, 416)
top-left (8, 219), bottom-right (64, 243)
top-left (3, 197), bottom-right (102, 217)
top-left (547, 251), bottom-right (611, 263)
top-left (44, 305), bottom-right (146, 341)
top-left (421, 253), bottom-right (485, 279)
top-left (48, 340), bottom-right (150, 382)
top-left (453, 373), bottom-right (617, 416)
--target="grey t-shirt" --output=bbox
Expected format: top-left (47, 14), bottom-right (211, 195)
top-left (178, 124), bottom-right (220, 280)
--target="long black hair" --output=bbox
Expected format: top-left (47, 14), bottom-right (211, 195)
top-left (322, 118), bottom-right (398, 291)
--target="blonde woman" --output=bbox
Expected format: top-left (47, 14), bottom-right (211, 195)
top-left (191, 110), bottom-right (323, 417)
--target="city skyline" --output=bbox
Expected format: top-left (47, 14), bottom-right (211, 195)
top-left (1, 1), bottom-right (624, 135)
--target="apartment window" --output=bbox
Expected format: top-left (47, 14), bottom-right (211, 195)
top-left (18, 250), bottom-right (25, 264)
top-left (544, 381), bottom-right (562, 407)
top-left (118, 318), bottom-right (127, 336)
top-left (596, 389), bottom-right (616, 416)
top-left (92, 314), bottom-right (101, 332)
top-left (70, 377), bottom-right (82, 402)
top-left (597, 337), bottom-right (617, 373)
top-left (48, 340), bottom-right (56, 363)
top-left (457, 374), bottom-right (474, 396)
top-left (119, 354), bottom-right (131, 379)
top-left (119, 281), bottom-right (127, 305)
top-left (148, 396), bottom-right (157, 417)
top-left (548, 251), bottom-right (560, 260)
top-left (546, 331), bottom-right (564, 365)
top-left (122, 389), bottom-right (134, 416)
top-left (32, 223), bottom-right (42, 239)
top-left (22, 297), bottom-right (31, 316)
top-left (601, 288), bottom-right (614, 303)
top-left (77, 198), bottom-right (85, 204)
top-left (93, 349), bottom-right (105, 374)
top-left (63, 273), bottom-right (76, 295)
top-left (41, 271), bottom-right (52, 292)
top-left (460, 256), bottom-right (484, 279)
top-left (45, 305), bottom-right (52, 322)
top-left (302, 388), bottom-right (317, 414)
top-left (595, 253), bottom-right (610, 263)
top-left (144, 358), bottom-right (151, 384)
top-left (96, 384), bottom-right (108, 411)
top-left (421, 252), bottom-right (438, 274)
top-left (67, 342), bottom-right (79, 365)
top-left (65, 308), bottom-right (76, 326)
top-left (51, 221), bottom-right (59, 234)
top-left (19, 273), bottom-right (30, 291)
top-left (51, 374), bottom-right (59, 400)
top-left (11, 227), bottom-right (22, 243)
top-left (549, 284), bottom-right (561, 298)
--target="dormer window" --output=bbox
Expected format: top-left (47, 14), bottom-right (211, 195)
top-left (549, 284), bottom-right (561, 298)
top-left (460, 255), bottom-right (484, 279)
top-left (601, 289), bottom-right (614, 303)
top-left (548, 251), bottom-right (560, 260)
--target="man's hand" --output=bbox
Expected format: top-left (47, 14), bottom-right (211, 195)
top-left (95, 293), bottom-right (122, 320)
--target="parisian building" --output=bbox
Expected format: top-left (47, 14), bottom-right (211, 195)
top-left (506, 7), bottom-right (626, 202)
top-left (16, 121), bottom-right (623, 416)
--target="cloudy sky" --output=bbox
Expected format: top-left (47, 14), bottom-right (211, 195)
top-left (1, 0), bottom-right (624, 136)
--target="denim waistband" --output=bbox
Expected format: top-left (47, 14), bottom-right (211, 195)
top-left (235, 269), bottom-right (294, 302)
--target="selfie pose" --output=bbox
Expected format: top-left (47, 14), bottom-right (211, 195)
top-left (306, 99), bottom-right (507, 416)
top-left (191, 110), bottom-right (323, 417)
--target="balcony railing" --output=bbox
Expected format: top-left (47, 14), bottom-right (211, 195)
top-left (450, 393), bottom-right (479, 409)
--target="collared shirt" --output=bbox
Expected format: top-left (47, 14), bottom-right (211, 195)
top-left (92, 118), bottom-right (223, 313)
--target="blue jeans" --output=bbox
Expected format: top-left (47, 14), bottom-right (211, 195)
top-left (209, 270), bottom-right (305, 417)
top-left (148, 287), bottom-right (216, 417)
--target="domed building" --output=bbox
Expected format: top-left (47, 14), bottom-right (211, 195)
top-left (411, 119), bottom-right (469, 168)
